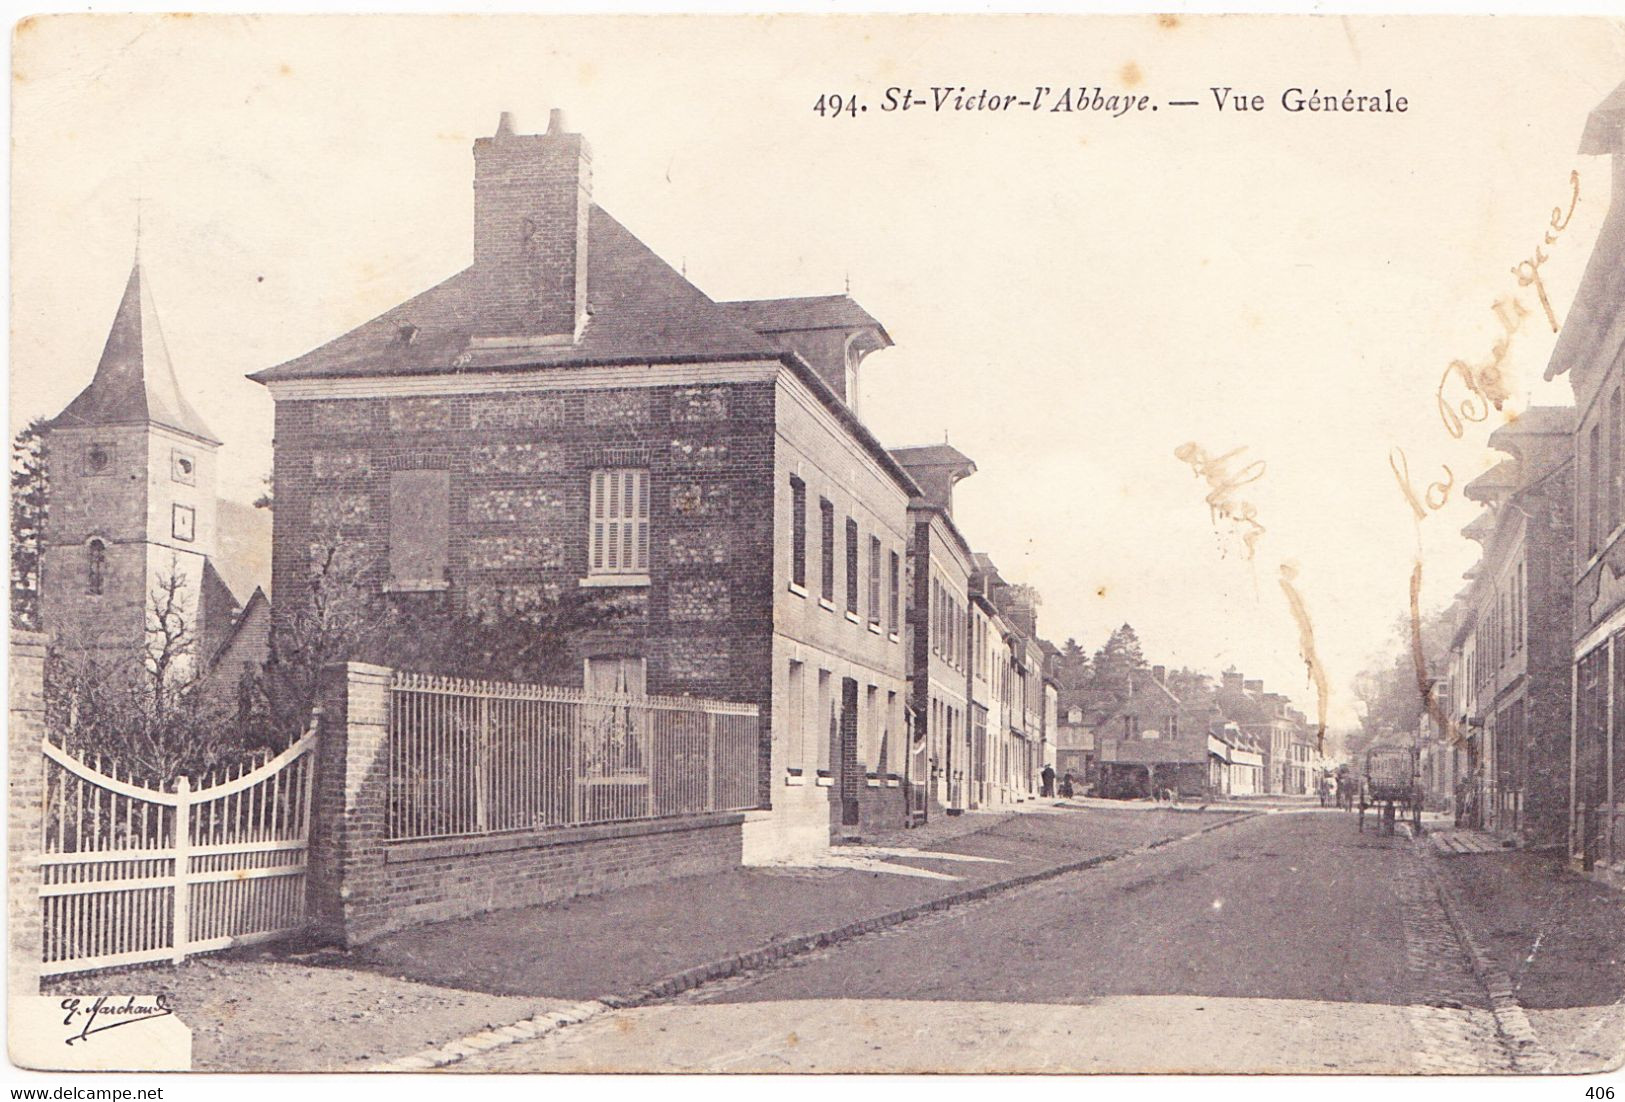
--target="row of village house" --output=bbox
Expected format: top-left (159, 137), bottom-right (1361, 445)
top-left (33, 104), bottom-right (1340, 949)
top-left (39, 108), bottom-right (1092, 866)
top-left (40, 109), bottom-right (1332, 879)
top-left (1414, 81), bottom-right (1625, 888)
top-left (1054, 666), bottom-right (1320, 802)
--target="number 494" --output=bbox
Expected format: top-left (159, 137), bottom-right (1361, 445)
top-left (813, 94), bottom-right (862, 118)
top-left (1585, 1088), bottom-right (1614, 1099)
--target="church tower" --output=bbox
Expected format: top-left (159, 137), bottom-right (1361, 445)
top-left (40, 258), bottom-right (223, 658)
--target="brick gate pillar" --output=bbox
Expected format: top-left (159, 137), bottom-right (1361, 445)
top-left (9, 630), bottom-right (48, 996)
top-left (307, 662), bottom-right (394, 947)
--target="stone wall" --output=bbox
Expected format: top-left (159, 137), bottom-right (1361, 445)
top-left (9, 631), bottom-right (48, 995)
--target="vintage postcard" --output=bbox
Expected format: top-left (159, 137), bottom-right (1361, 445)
top-left (7, 10), bottom-right (1625, 1086)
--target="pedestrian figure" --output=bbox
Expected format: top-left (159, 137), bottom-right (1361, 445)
top-left (1060, 772), bottom-right (1075, 798)
top-left (1041, 763), bottom-right (1056, 798)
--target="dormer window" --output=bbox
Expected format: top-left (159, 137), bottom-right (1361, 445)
top-left (843, 336), bottom-right (860, 411)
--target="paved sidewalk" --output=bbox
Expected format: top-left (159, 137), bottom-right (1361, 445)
top-left (1431, 845), bottom-right (1625, 1072)
top-left (331, 805), bottom-right (1244, 1006)
top-left (1430, 827), bottom-right (1517, 856)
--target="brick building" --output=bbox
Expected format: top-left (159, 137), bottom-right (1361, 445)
top-left (1449, 409), bottom-right (1574, 846)
top-left (40, 258), bottom-right (268, 679)
top-left (977, 557), bottom-right (1049, 806)
top-left (250, 111), bottom-right (917, 861)
top-left (1096, 667), bottom-right (1207, 798)
top-left (1216, 670), bottom-right (1312, 794)
top-left (1546, 81), bottom-right (1625, 882)
top-left (892, 444), bottom-right (978, 818)
top-left (1053, 690), bottom-right (1096, 790)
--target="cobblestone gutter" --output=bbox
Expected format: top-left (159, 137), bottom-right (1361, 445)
top-left (1404, 834), bottom-right (1553, 1072)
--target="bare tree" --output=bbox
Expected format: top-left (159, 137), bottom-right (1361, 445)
top-left (242, 529), bottom-right (634, 748)
top-left (243, 531), bottom-right (391, 749)
top-left (46, 559), bottom-right (242, 783)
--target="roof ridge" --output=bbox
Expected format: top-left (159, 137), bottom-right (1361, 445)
top-left (53, 260), bottom-right (219, 443)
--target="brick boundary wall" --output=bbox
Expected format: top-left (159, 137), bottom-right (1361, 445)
top-left (9, 630), bottom-right (48, 996)
top-left (310, 661), bottom-right (746, 947)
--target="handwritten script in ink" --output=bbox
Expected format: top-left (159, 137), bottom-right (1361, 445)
top-left (1174, 441), bottom-right (1267, 560)
top-left (1394, 170), bottom-right (1582, 519)
top-left (1386, 172), bottom-right (1580, 744)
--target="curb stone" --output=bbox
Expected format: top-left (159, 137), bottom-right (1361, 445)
top-left (367, 811), bottom-right (1258, 1071)
top-left (1419, 842), bottom-right (1553, 1073)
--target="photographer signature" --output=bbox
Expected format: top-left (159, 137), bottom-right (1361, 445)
top-left (60, 996), bottom-right (175, 1046)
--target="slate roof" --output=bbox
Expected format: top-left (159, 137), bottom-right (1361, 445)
top-left (53, 260), bottom-right (219, 443)
top-left (1464, 459), bottom-right (1520, 504)
top-left (252, 207), bottom-right (780, 383)
top-left (1546, 80), bottom-right (1625, 384)
top-left (207, 586), bottom-right (269, 671)
top-left (719, 295), bottom-right (892, 344)
top-left (889, 443), bottom-right (978, 471)
top-left (1580, 78), bottom-right (1625, 156)
top-left (1489, 406), bottom-right (1573, 438)
top-left (198, 559), bottom-right (243, 666)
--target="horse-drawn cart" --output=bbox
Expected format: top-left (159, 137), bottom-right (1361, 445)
top-left (1358, 746), bottom-right (1422, 835)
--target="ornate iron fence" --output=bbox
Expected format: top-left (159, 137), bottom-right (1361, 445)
top-left (387, 671), bottom-right (760, 841)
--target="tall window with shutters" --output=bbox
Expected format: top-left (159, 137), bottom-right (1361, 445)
top-left (789, 477), bottom-right (807, 590)
top-left (1612, 387), bottom-right (1623, 538)
top-left (1590, 423), bottom-right (1603, 559)
top-left (589, 469), bottom-right (650, 578)
top-left (868, 536), bottom-right (882, 626)
top-left (845, 518), bottom-right (859, 615)
top-left (819, 498), bottom-right (835, 603)
top-left (388, 468), bottom-right (451, 591)
top-left (888, 550), bottom-right (900, 636)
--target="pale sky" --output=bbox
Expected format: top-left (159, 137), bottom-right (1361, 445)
top-left (12, 14), bottom-right (1625, 729)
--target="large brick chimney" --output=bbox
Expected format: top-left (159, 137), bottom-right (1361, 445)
top-left (472, 109), bottom-right (591, 340)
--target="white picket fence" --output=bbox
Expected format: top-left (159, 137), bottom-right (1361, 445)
top-left (38, 729), bottom-right (318, 976)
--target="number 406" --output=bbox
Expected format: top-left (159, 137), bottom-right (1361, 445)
top-left (1585, 1088), bottom-right (1614, 1099)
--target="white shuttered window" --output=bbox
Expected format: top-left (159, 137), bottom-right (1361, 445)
top-left (589, 469), bottom-right (650, 576)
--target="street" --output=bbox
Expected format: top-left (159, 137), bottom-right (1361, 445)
top-left (464, 811), bottom-right (1516, 1074)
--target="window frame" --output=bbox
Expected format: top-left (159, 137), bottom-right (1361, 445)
top-left (170, 448), bottom-right (197, 486)
top-left (819, 498), bottom-right (835, 605)
top-left (587, 467), bottom-right (651, 580)
top-left (386, 467), bottom-right (453, 593)
top-left (867, 535), bottom-right (882, 628)
top-left (171, 503), bottom-right (196, 543)
top-left (86, 539), bottom-right (106, 596)
top-left (1613, 386), bottom-right (1624, 538)
top-left (844, 517), bottom-right (859, 617)
top-left (888, 550), bottom-right (900, 637)
top-left (1589, 422), bottom-right (1603, 559)
top-left (789, 476), bottom-right (808, 592)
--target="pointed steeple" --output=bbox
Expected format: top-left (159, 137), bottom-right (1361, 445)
top-left (51, 259), bottom-right (219, 443)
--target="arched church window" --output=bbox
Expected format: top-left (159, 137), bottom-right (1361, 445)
top-left (86, 540), bottom-right (106, 596)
